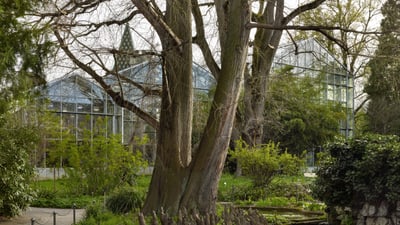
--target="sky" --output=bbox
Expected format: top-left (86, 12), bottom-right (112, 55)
top-left (43, 0), bottom-right (383, 85)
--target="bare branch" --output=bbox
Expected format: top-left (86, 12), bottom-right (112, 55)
top-left (283, 0), bottom-right (326, 25)
top-left (130, 0), bottom-right (182, 49)
top-left (192, 0), bottom-right (220, 80)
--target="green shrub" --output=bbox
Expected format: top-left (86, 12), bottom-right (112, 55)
top-left (268, 178), bottom-right (313, 201)
top-left (313, 134), bottom-right (400, 210)
top-left (230, 140), bottom-right (304, 187)
top-left (105, 186), bottom-right (143, 214)
top-left (49, 117), bottom-right (148, 195)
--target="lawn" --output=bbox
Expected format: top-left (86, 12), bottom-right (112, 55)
top-left (32, 173), bottom-right (318, 209)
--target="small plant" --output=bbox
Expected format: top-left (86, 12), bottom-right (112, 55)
top-left (105, 186), bottom-right (144, 214)
top-left (84, 202), bottom-right (104, 219)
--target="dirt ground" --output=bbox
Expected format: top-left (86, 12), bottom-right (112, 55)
top-left (0, 207), bottom-right (85, 225)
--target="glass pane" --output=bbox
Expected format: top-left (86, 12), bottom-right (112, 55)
top-left (107, 100), bottom-right (114, 114)
top-left (77, 101), bottom-right (91, 113)
top-left (62, 102), bottom-right (75, 112)
top-left (93, 99), bottom-right (105, 113)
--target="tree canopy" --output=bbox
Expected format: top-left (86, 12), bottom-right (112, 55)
top-left (0, 0), bottom-right (51, 113)
top-left (264, 67), bottom-right (345, 155)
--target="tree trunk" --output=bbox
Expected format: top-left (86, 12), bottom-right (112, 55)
top-left (143, 0), bottom-right (251, 215)
top-left (142, 0), bottom-right (193, 215)
top-left (240, 0), bottom-right (327, 146)
top-left (241, 1), bottom-right (284, 146)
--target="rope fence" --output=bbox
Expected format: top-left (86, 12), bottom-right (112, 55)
top-left (29, 204), bottom-right (79, 225)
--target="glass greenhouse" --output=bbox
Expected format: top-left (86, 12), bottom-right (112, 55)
top-left (41, 60), bottom-right (216, 160)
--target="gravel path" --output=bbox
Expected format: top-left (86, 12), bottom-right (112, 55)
top-left (0, 207), bottom-right (85, 225)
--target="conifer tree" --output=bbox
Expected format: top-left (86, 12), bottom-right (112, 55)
top-left (365, 0), bottom-right (400, 135)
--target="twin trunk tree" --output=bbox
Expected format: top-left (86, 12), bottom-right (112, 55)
top-left (141, 0), bottom-right (251, 214)
top-left (46, 0), bottom-right (327, 215)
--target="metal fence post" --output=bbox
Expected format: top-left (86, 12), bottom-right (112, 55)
top-left (73, 203), bottom-right (76, 224)
top-left (53, 211), bottom-right (57, 225)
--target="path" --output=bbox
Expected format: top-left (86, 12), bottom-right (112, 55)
top-left (0, 207), bottom-right (85, 225)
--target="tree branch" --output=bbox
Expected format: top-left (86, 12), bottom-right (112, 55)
top-left (130, 0), bottom-right (182, 49)
top-left (191, 0), bottom-right (220, 80)
top-left (283, 0), bottom-right (326, 25)
top-left (53, 28), bottom-right (160, 131)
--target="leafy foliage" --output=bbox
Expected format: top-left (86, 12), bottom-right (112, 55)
top-left (230, 140), bottom-right (304, 187)
top-left (0, 115), bottom-right (38, 217)
top-left (0, 0), bottom-right (52, 114)
top-left (313, 134), bottom-right (400, 209)
top-left (264, 67), bottom-right (345, 155)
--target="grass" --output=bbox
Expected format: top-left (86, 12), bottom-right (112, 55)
top-left (32, 173), bottom-right (322, 212)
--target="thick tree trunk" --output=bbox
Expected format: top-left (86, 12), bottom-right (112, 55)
top-left (142, 0), bottom-right (193, 215)
top-left (180, 0), bottom-right (251, 213)
top-left (143, 0), bottom-right (251, 215)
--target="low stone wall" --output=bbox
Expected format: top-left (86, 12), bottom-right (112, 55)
top-left (355, 201), bottom-right (400, 225)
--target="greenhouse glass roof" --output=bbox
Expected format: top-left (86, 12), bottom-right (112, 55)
top-left (45, 60), bottom-right (216, 107)
top-left (46, 73), bottom-right (106, 104)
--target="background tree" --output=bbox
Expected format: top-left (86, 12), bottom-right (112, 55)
top-left (240, 0), bottom-right (326, 146)
top-left (264, 67), bottom-right (345, 155)
top-left (37, 0), bottom-right (328, 214)
top-left (293, 0), bottom-right (382, 134)
top-left (365, 0), bottom-right (400, 135)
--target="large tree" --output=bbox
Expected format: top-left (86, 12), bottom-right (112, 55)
top-left (0, 0), bottom-right (51, 216)
top-left (365, 0), bottom-right (400, 135)
top-left (37, 0), bottom-right (327, 214)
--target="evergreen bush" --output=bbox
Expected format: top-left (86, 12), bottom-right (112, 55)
top-left (313, 134), bottom-right (400, 209)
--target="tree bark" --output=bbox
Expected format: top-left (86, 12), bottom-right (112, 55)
top-left (142, 0), bottom-right (193, 214)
